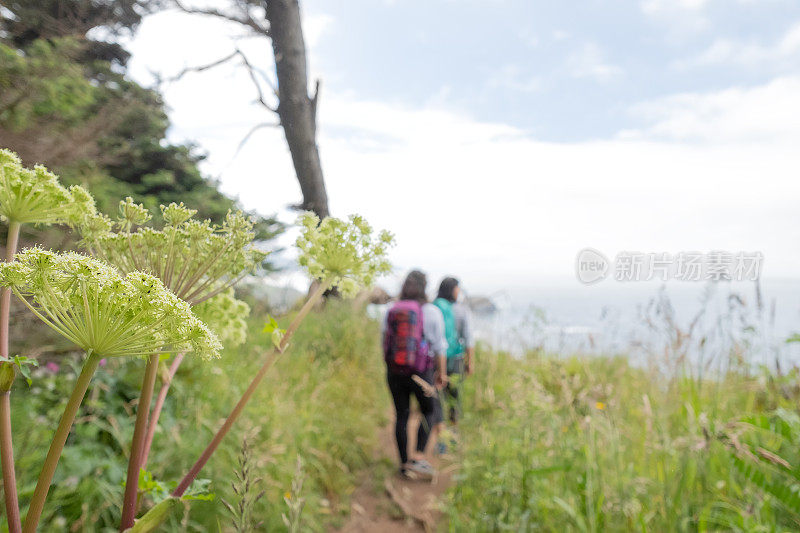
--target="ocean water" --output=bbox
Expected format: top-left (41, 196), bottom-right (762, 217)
top-left (469, 278), bottom-right (800, 369)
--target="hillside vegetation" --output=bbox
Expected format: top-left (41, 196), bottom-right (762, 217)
top-left (6, 304), bottom-right (387, 531)
top-left (449, 349), bottom-right (800, 531)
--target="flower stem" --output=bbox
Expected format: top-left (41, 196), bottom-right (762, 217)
top-left (1, 221), bottom-right (20, 359)
top-left (23, 351), bottom-right (101, 533)
top-left (1, 220), bottom-right (21, 533)
top-left (171, 280), bottom-right (330, 498)
top-left (140, 352), bottom-right (185, 470)
top-left (119, 354), bottom-right (159, 530)
top-left (1, 390), bottom-right (21, 533)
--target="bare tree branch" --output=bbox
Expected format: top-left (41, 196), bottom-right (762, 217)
top-left (172, 0), bottom-right (270, 35)
top-left (233, 121), bottom-right (281, 157)
top-left (163, 50), bottom-right (240, 84)
top-left (156, 47), bottom-right (278, 113)
top-left (237, 48), bottom-right (278, 113)
top-left (310, 78), bottom-right (320, 130)
top-left (250, 64), bottom-right (279, 97)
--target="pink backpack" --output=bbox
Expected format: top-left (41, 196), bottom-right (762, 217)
top-left (383, 300), bottom-right (431, 375)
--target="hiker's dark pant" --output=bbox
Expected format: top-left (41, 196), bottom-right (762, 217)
top-left (445, 356), bottom-right (465, 424)
top-left (387, 369), bottom-right (437, 465)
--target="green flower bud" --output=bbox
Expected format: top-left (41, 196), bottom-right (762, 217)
top-left (67, 185), bottom-right (96, 226)
top-left (161, 202), bottom-right (197, 226)
top-left (0, 149), bottom-right (97, 226)
top-left (118, 197), bottom-right (152, 231)
top-left (79, 213), bottom-right (114, 241)
top-left (222, 210), bottom-right (254, 235)
top-left (193, 289), bottom-right (250, 347)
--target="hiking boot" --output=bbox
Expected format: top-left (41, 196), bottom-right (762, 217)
top-left (398, 465), bottom-right (415, 480)
top-left (408, 459), bottom-right (435, 479)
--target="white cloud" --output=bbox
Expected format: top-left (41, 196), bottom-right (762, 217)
top-left (568, 43), bottom-right (623, 82)
top-left (126, 9), bottom-right (800, 293)
top-left (518, 30), bottom-right (539, 48)
top-left (151, 82), bottom-right (800, 287)
top-left (315, 95), bottom-right (800, 288)
top-left (303, 12), bottom-right (334, 50)
top-left (676, 20), bottom-right (800, 68)
top-left (619, 76), bottom-right (800, 144)
top-left (640, 0), bottom-right (711, 34)
top-left (487, 64), bottom-right (542, 93)
top-left (642, 0), bottom-right (710, 14)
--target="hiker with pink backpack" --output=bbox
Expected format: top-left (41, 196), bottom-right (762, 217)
top-left (382, 270), bottom-right (448, 479)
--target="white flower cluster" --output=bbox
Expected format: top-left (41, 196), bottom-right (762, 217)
top-left (80, 199), bottom-right (266, 305)
top-left (295, 212), bottom-right (394, 298)
top-left (0, 248), bottom-right (221, 359)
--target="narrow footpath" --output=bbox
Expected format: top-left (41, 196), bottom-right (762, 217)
top-left (336, 411), bottom-right (457, 532)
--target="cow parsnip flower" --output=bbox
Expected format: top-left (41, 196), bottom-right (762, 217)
top-left (80, 199), bottom-right (266, 306)
top-left (295, 212), bottom-right (394, 298)
top-left (0, 248), bottom-right (221, 359)
top-left (192, 289), bottom-right (250, 347)
top-left (0, 148), bottom-right (95, 226)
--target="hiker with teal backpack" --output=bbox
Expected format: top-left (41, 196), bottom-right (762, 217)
top-left (382, 270), bottom-right (448, 479)
top-left (432, 277), bottom-right (474, 450)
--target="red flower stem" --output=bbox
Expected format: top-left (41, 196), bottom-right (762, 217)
top-left (1, 390), bottom-right (21, 533)
top-left (171, 280), bottom-right (330, 497)
top-left (119, 353), bottom-right (160, 530)
top-left (0, 221), bottom-right (21, 533)
top-left (140, 352), bottom-right (185, 469)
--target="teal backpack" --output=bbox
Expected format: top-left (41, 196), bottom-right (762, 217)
top-left (433, 297), bottom-right (464, 358)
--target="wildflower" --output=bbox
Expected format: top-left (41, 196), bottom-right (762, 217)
top-left (6, 249), bottom-right (220, 532)
top-left (193, 289), bottom-right (250, 348)
top-left (295, 212), bottom-right (394, 298)
top-left (79, 201), bottom-right (262, 508)
top-left (78, 213), bottom-right (113, 243)
top-left (45, 362), bottom-right (59, 373)
top-left (0, 149), bottom-right (95, 226)
top-left (595, 401), bottom-right (605, 410)
top-left (161, 202), bottom-right (196, 226)
top-left (117, 197), bottom-right (151, 232)
top-left (79, 202), bottom-right (265, 306)
top-left (0, 248), bottom-right (221, 359)
top-left (170, 214), bottom-right (392, 505)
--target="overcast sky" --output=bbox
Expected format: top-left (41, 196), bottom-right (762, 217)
top-left (125, 0), bottom-right (800, 294)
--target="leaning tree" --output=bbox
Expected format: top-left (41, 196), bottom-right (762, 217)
top-left (170, 0), bottom-right (330, 218)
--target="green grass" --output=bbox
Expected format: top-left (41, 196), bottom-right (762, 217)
top-left (10, 302), bottom-right (800, 532)
top-left (5, 301), bottom-right (389, 532)
top-left (447, 349), bottom-right (800, 532)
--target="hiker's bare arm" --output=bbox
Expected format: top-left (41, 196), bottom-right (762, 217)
top-left (466, 347), bottom-right (475, 376)
top-left (435, 355), bottom-right (447, 388)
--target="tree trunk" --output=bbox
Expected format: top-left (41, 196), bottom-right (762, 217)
top-left (265, 0), bottom-right (330, 218)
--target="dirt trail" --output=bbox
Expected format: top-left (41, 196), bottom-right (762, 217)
top-left (336, 411), bottom-right (456, 532)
